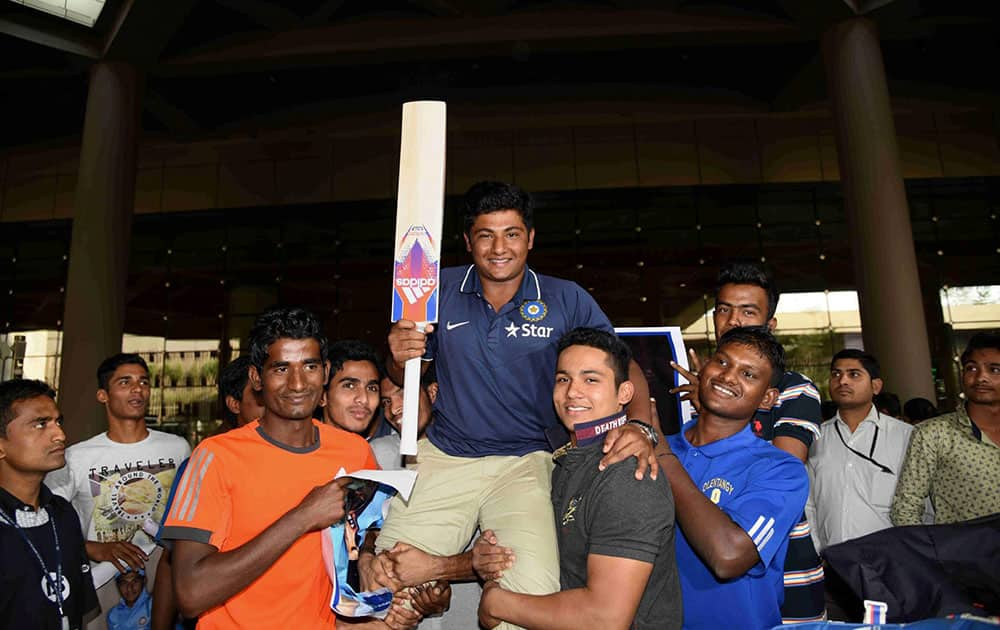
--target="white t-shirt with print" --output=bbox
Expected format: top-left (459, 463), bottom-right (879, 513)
top-left (46, 429), bottom-right (191, 586)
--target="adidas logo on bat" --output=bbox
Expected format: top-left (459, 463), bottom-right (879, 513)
top-left (396, 277), bottom-right (437, 304)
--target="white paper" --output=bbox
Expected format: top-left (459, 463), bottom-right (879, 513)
top-left (334, 467), bottom-right (417, 502)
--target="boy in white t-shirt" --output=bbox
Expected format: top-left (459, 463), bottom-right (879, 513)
top-left (46, 353), bottom-right (191, 629)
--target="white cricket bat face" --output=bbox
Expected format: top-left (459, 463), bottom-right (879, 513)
top-left (391, 101), bottom-right (446, 324)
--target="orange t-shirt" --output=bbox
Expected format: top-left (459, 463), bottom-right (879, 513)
top-left (162, 419), bottom-right (377, 629)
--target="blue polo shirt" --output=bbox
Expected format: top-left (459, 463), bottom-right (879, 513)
top-left (106, 588), bottom-right (151, 630)
top-left (668, 422), bottom-right (808, 630)
top-left (425, 264), bottom-right (613, 457)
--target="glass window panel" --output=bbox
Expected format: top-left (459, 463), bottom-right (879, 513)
top-left (940, 285), bottom-right (1000, 329)
top-left (1, 330), bottom-right (62, 384)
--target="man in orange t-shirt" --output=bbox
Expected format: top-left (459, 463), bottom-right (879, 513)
top-left (162, 307), bottom-right (405, 629)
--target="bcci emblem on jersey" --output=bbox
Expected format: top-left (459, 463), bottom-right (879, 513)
top-left (520, 299), bottom-right (548, 322)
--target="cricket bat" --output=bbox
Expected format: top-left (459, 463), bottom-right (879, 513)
top-left (390, 101), bottom-right (446, 455)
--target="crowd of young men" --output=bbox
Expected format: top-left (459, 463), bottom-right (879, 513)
top-left (2, 180), bottom-right (998, 630)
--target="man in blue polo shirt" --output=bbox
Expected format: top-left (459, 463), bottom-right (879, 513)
top-left (660, 326), bottom-right (808, 630)
top-left (376, 181), bottom-right (657, 620)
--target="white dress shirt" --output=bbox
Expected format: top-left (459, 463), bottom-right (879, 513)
top-left (806, 404), bottom-right (914, 552)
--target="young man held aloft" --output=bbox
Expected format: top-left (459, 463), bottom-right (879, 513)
top-left (377, 182), bottom-right (658, 627)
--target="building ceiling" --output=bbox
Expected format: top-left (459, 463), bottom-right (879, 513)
top-left (1, 0), bottom-right (998, 149)
top-left (1, 0), bottom-right (997, 341)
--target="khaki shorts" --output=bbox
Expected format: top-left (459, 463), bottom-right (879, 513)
top-left (377, 439), bottom-right (559, 628)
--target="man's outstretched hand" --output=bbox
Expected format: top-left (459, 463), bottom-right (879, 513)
top-left (669, 348), bottom-right (703, 414)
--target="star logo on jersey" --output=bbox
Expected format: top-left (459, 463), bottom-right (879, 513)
top-left (505, 321), bottom-right (555, 340)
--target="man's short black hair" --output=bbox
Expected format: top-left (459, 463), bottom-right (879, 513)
top-left (420, 362), bottom-right (437, 390)
top-left (717, 326), bottom-right (786, 387)
top-left (960, 331), bottom-right (1000, 365)
top-left (831, 348), bottom-right (882, 380)
top-left (556, 327), bottom-right (631, 386)
top-left (461, 181), bottom-right (534, 236)
top-left (874, 391), bottom-right (901, 417)
top-left (219, 355), bottom-right (254, 425)
top-left (328, 340), bottom-right (381, 378)
top-left (903, 397), bottom-right (938, 422)
top-left (0, 379), bottom-right (56, 438)
top-left (97, 353), bottom-right (149, 390)
top-left (247, 306), bottom-right (328, 374)
top-left (715, 259), bottom-right (780, 320)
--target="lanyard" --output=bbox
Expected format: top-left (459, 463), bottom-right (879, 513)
top-left (0, 505), bottom-right (69, 629)
top-left (834, 418), bottom-right (893, 474)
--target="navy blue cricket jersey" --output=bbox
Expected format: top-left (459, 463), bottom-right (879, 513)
top-left (425, 265), bottom-right (613, 457)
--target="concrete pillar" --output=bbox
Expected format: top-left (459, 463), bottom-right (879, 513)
top-left (58, 62), bottom-right (141, 444)
top-left (822, 18), bottom-right (935, 403)
top-left (920, 269), bottom-right (960, 409)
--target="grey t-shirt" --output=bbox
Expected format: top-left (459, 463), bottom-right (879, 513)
top-left (551, 442), bottom-right (682, 630)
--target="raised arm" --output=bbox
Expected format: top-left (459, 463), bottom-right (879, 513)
top-left (599, 361), bottom-right (659, 479)
top-left (659, 452), bottom-right (760, 579)
top-left (386, 320), bottom-right (433, 385)
top-left (770, 376), bottom-right (822, 463)
top-left (624, 360), bottom-right (651, 423)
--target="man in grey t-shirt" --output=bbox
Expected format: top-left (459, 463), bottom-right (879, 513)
top-left (478, 328), bottom-right (681, 629)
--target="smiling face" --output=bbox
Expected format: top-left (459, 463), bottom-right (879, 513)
top-left (830, 358), bottom-right (882, 412)
top-left (323, 360), bottom-right (380, 434)
top-left (464, 209), bottom-right (535, 286)
top-left (116, 571), bottom-right (145, 607)
top-left (97, 364), bottom-right (151, 423)
top-left (0, 395), bottom-right (66, 476)
top-left (962, 348), bottom-right (1000, 406)
top-left (713, 283), bottom-right (777, 341)
top-left (379, 376), bottom-right (436, 437)
top-left (553, 345), bottom-right (634, 431)
top-left (249, 338), bottom-right (329, 423)
top-left (698, 342), bottom-right (779, 422)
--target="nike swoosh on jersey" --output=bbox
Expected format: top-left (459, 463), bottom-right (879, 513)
top-left (446, 321), bottom-right (470, 330)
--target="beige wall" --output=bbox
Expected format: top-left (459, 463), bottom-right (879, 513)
top-left (2, 110), bottom-right (998, 223)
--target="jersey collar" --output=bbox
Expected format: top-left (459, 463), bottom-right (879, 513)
top-left (0, 483), bottom-right (54, 514)
top-left (832, 403), bottom-right (881, 433)
top-left (676, 419), bottom-right (757, 458)
top-left (553, 412), bottom-right (629, 460)
top-left (458, 264), bottom-right (542, 303)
